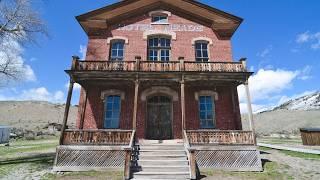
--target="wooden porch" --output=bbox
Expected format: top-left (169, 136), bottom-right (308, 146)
top-left (54, 129), bottom-right (262, 179)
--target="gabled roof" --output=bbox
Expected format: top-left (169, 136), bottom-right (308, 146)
top-left (76, 0), bottom-right (243, 39)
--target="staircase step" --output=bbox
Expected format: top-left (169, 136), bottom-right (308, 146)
top-left (139, 151), bottom-right (186, 156)
top-left (132, 166), bottom-right (190, 172)
top-left (138, 155), bottom-right (187, 160)
top-left (135, 160), bottom-right (189, 166)
top-left (132, 172), bottom-right (190, 179)
top-left (139, 145), bottom-right (184, 150)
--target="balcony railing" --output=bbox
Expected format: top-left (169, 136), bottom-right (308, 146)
top-left (62, 129), bottom-right (133, 146)
top-left (71, 58), bottom-right (247, 73)
top-left (186, 130), bottom-right (255, 145)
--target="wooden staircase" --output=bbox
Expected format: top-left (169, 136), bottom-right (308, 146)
top-left (131, 140), bottom-right (191, 180)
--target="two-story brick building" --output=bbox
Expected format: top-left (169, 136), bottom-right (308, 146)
top-left (54, 0), bottom-right (262, 179)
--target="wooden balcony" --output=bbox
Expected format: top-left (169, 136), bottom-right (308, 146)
top-left (71, 58), bottom-right (247, 73)
top-left (186, 130), bottom-right (255, 145)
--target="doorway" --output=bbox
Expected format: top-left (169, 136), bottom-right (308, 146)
top-left (146, 96), bottom-right (173, 140)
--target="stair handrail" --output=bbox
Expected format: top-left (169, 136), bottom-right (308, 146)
top-left (183, 130), bottom-right (197, 180)
top-left (124, 130), bottom-right (135, 180)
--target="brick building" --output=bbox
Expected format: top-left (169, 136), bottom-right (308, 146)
top-left (54, 1), bottom-right (262, 179)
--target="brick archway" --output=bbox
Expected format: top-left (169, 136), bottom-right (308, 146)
top-left (140, 86), bottom-right (179, 101)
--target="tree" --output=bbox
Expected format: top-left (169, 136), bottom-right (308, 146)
top-left (0, 0), bottom-right (47, 84)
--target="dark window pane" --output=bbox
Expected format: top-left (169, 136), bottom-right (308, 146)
top-left (160, 38), bottom-right (166, 47)
top-left (202, 43), bottom-right (208, 49)
top-left (203, 50), bottom-right (208, 58)
top-left (200, 112), bottom-right (206, 119)
top-left (196, 50), bottom-right (202, 57)
top-left (195, 43), bottom-right (202, 49)
top-left (200, 104), bottom-right (206, 110)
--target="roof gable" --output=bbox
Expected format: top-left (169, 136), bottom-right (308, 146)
top-left (76, 0), bottom-right (243, 39)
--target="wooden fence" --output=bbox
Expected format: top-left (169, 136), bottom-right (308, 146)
top-left (300, 128), bottom-right (320, 146)
top-left (186, 130), bottom-right (255, 145)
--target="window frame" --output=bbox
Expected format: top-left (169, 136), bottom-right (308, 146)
top-left (151, 14), bottom-right (169, 24)
top-left (198, 95), bottom-right (216, 129)
top-left (195, 40), bottom-right (210, 62)
top-left (147, 36), bottom-right (171, 62)
top-left (109, 40), bottom-right (125, 61)
top-left (103, 95), bottom-right (122, 129)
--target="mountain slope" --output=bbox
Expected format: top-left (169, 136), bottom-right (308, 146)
top-left (0, 101), bottom-right (77, 130)
top-left (274, 91), bottom-right (320, 111)
top-left (242, 91), bottom-right (320, 135)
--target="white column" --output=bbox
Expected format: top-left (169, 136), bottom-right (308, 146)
top-left (244, 80), bottom-right (257, 145)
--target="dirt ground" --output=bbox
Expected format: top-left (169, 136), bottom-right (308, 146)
top-left (1, 138), bottom-right (320, 180)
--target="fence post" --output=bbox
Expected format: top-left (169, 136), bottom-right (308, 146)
top-left (179, 57), bottom-right (185, 71)
top-left (124, 147), bottom-right (132, 180)
top-left (135, 56), bottom-right (141, 71)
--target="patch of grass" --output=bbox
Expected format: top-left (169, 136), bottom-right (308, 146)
top-left (258, 138), bottom-right (302, 145)
top-left (280, 150), bottom-right (320, 160)
top-left (0, 138), bottom-right (58, 159)
top-left (43, 171), bottom-right (123, 180)
top-left (201, 161), bottom-right (293, 180)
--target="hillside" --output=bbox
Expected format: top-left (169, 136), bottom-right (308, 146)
top-left (243, 91), bottom-right (320, 135)
top-left (0, 101), bottom-right (77, 131)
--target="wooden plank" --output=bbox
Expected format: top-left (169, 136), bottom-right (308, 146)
top-left (258, 143), bottom-right (320, 155)
top-left (53, 167), bottom-right (122, 172)
top-left (192, 145), bottom-right (258, 151)
top-left (57, 145), bottom-right (125, 151)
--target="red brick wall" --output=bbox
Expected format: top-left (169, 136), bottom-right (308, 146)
top-left (85, 13), bottom-right (233, 62)
top-left (185, 85), bottom-right (242, 130)
top-left (76, 10), bottom-right (242, 138)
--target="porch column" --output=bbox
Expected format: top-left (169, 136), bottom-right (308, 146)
top-left (244, 80), bottom-right (257, 145)
top-left (133, 79), bottom-right (139, 130)
top-left (79, 88), bottom-right (88, 129)
top-left (59, 79), bottom-right (74, 145)
top-left (181, 76), bottom-right (186, 130)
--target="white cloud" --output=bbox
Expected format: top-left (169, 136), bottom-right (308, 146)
top-left (296, 32), bottom-right (311, 43)
top-left (0, 36), bottom-right (37, 83)
top-left (298, 65), bottom-right (312, 80)
top-left (79, 45), bottom-right (87, 59)
top-left (296, 31), bottom-right (320, 50)
top-left (0, 87), bottom-right (65, 103)
top-left (65, 82), bottom-right (81, 90)
top-left (257, 46), bottom-right (272, 58)
top-left (238, 69), bottom-right (299, 103)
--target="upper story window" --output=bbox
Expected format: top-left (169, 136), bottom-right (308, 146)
top-left (110, 40), bottom-right (125, 61)
top-left (104, 95), bottom-right (121, 129)
top-left (152, 15), bottom-right (168, 24)
top-left (195, 41), bottom-right (209, 62)
top-left (199, 96), bottom-right (215, 129)
top-left (148, 36), bottom-right (171, 61)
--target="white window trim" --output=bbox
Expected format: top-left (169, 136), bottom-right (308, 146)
top-left (141, 87), bottom-right (179, 101)
top-left (101, 89), bottom-right (125, 101)
top-left (192, 37), bottom-right (213, 46)
top-left (143, 30), bottom-right (176, 40)
top-left (107, 36), bottom-right (129, 45)
top-left (195, 90), bottom-right (219, 101)
top-left (149, 10), bottom-right (172, 17)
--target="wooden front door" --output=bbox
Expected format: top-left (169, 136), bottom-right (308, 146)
top-left (146, 96), bottom-right (172, 140)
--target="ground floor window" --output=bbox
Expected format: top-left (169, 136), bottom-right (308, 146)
top-left (104, 95), bottom-right (121, 129)
top-left (199, 96), bottom-right (215, 128)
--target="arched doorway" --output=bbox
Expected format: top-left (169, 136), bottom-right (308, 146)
top-left (146, 95), bottom-right (173, 140)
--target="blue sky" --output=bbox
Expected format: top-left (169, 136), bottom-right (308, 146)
top-left (0, 0), bottom-right (319, 112)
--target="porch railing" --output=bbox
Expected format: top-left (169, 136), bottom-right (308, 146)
top-left (62, 129), bottom-right (133, 146)
top-left (186, 130), bottom-right (255, 145)
top-left (71, 58), bottom-right (247, 73)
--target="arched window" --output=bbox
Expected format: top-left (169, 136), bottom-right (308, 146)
top-left (148, 36), bottom-right (171, 61)
top-left (195, 41), bottom-right (209, 62)
top-left (110, 40), bottom-right (125, 61)
top-left (104, 95), bottom-right (121, 129)
top-left (199, 96), bottom-right (215, 129)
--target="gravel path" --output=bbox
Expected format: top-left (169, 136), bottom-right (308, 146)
top-left (262, 149), bottom-right (320, 180)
